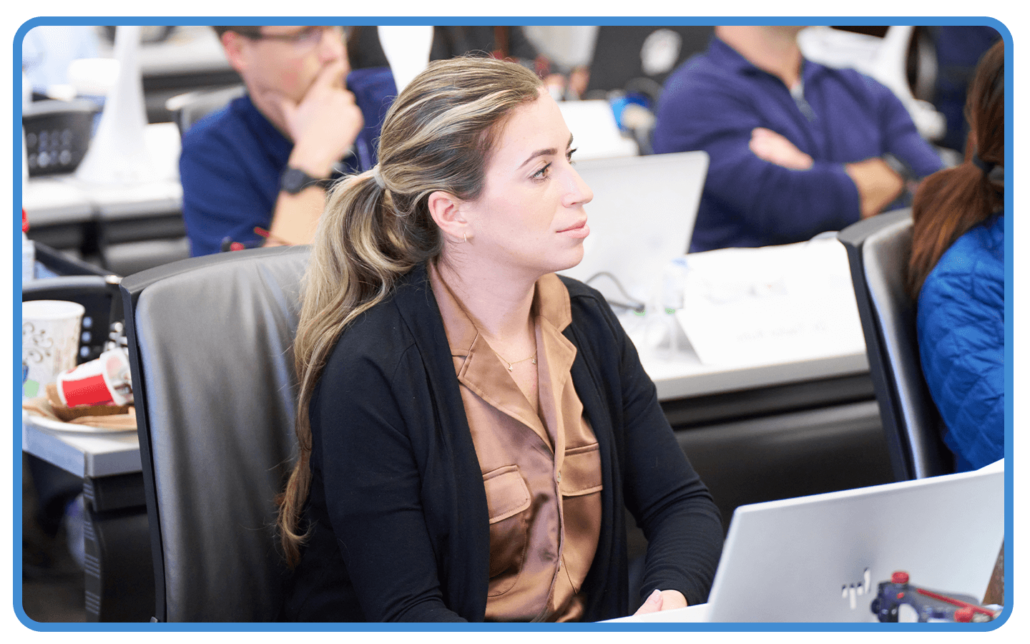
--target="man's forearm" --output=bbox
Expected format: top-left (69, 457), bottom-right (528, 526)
top-left (267, 187), bottom-right (327, 246)
top-left (844, 157), bottom-right (905, 219)
top-left (266, 142), bottom-right (340, 247)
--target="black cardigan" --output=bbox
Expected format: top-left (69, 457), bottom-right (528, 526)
top-left (282, 263), bottom-right (723, 622)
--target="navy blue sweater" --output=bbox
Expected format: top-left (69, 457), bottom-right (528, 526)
top-left (654, 37), bottom-right (944, 252)
top-left (179, 67), bottom-right (396, 257)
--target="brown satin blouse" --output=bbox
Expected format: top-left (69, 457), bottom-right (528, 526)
top-left (428, 263), bottom-right (603, 622)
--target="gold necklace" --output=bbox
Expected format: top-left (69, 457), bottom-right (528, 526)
top-left (497, 351), bottom-right (537, 372)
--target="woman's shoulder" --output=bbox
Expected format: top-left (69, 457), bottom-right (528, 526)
top-left (919, 216), bottom-right (1005, 325)
top-left (320, 264), bottom-right (442, 384)
top-left (322, 288), bottom-right (420, 380)
top-left (557, 275), bottom-right (618, 321)
top-left (555, 274), bottom-right (629, 352)
top-left (926, 215), bottom-right (1005, 292)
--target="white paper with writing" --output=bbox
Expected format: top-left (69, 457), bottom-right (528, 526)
top-left (674, 239), bottom-right (866, 367)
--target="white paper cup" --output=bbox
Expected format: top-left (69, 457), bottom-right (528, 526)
top-left (22, 300), bottom-right (85, 400)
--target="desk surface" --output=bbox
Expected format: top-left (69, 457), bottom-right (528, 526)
top-left (20, 335), bottom-right (868, 479)
top-left (638, 338), bottom-right (868, 401)
top-left (22, 412), bottom-right (140, 478)
top-left (23, 123), bottom-right (183, 224)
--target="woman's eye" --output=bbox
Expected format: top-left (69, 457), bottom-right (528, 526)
top-left (532, 163), bottom-right (552, 179)
top-left (567, 147), bottom-right (577, 163)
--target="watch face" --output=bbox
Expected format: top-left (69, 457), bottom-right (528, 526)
top-left (281, 167), bottom-right (311, 194)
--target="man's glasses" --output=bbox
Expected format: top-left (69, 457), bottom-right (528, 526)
top-left (238, 26), bottom-right (344, 52)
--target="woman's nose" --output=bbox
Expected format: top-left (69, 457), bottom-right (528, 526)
top-left (563, 166), bottom-right (594, 208)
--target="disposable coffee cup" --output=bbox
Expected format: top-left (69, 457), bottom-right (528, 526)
top-left (56, 348), bottom-right (133, 407)
top-left (22, 300), bottom-right (85, 400)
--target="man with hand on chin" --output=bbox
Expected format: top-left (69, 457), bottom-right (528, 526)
top-left (180, 25), bottom-right (396, 256)
top-left (653, 25), bottom-right (944, 253)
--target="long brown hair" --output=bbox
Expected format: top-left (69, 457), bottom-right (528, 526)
top-left (277, 57), bottom-right (543, 566)
top-left (907, 40), bottom-right (1004, 299)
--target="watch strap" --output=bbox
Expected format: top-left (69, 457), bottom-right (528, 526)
top-left (280, 166), bottom-right (332, 194)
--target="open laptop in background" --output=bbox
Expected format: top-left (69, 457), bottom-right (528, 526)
top-left (609, 462), bottom-right (1004, 623)
top-left (559, 151), bottom-right (708, 309)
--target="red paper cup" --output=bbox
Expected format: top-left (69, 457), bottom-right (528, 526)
top-left (56, 349), bottom-right (133, 407)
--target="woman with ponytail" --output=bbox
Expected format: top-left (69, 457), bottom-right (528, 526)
top-left (908, 40), bottom-right (1005, 472)
top-left (276, 57), bottom-right (722, 622)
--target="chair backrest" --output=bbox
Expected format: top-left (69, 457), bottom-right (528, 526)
top-left (838, 209), bottom-right (954, 480)
top-left (120, 246), bottom-right (310, 621)
top-left (165, 85), bottom-right (246, 137)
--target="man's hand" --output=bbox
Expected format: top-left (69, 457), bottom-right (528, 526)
top-left (274, 60), bottom-right (365, 179)
top-left (749, 127), bottom-right (813, 170)
top-left (844, 157), bottom-right (905, 219)
top-left (262, 60), bottom-right (365, 248)
top-left (633, 589), bottom-right (689, 616)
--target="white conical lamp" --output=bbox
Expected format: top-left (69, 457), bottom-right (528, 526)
top-left (75, 25), bottom-right (157, 184)
top-left (377, 26), bottom-right (435, 95)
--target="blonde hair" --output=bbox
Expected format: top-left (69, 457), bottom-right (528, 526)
top-left (278, 57), bottom-right (543, 565)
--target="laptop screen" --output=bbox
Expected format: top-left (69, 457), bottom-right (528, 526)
top-left (558, 151), bottom-right (708, 308)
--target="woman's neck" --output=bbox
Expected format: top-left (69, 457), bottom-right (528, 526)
top-left (434, 255), bottom-right (537, 345)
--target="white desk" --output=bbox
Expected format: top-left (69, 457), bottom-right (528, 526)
top-left (23, 175), bottom-right (182, 220)
top-left (23, 122), bottom-right (182, 222)
top-left (19, 334), bottom-right (869, 482)
top-left (23, 123), bottom-right (186, 273)
top-left (639, 340), bottom-right (868, 401)
top-left (22, 412), bottom-right (140, 479)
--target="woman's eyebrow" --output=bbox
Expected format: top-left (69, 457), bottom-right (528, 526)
top-left (518, 134), bottom-right (575, 169)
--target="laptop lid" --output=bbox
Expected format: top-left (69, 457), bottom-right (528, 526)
top-left (705, 464), bottom-right (1004, 622)
top-left (559, 151), bottom-right (708, 307)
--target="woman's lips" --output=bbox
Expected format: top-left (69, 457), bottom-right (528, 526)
top-left (558, 220), bottom-right (590, 238)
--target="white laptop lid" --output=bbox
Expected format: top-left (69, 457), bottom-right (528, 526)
top-left (557, 100), bottom-right (639, 160)
top-left (705, 464), bottom-right (1004, 622)
top-left (559, 151), bottom-right (708, 307)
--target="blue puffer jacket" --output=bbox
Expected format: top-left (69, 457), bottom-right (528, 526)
top-left (917, 212), bottom-right (1005, 471)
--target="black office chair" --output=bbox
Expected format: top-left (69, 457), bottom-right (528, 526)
top-left (23, 242), bottom-right (121, 364)
top-left (120, 245), bottom-right (309, 621)
top-left (838, 209), bottom-right (954, 481)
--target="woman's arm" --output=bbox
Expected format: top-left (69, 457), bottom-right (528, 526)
top-left (591, 296), bottom-right (725, 608)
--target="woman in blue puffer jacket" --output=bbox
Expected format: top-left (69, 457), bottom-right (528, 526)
top-left (907, 40), bottom-right (1005, 472)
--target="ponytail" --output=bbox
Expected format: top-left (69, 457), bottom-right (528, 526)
top-left (907, 40), bottom-right (1004, 300)
top-left (278, 170), bottom-right (431, 565)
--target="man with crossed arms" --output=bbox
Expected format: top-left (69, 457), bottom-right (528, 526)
top-left (654, 25), bottom-right (944, 252)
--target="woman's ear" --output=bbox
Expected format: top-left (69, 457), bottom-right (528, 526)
top-left (427, 191), bottom-right (469, 243)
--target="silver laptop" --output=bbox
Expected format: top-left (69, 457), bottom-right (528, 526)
top-left (706, 464), bottom-right (1005, 622)
top-left (559, 151), bottom-right (708, 308)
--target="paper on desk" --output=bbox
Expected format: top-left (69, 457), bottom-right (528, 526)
top-left (674, 239), bottom-right (866, 367)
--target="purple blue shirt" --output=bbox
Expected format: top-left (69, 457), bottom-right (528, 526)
top-left (653, 37), bottom-right (944, 252)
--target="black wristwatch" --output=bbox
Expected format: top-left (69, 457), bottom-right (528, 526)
top-left (280, 166), bottom-right (332, 194)
top-left (882, 153), bottom-right (915, 183)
